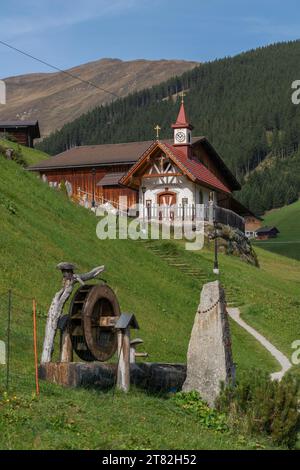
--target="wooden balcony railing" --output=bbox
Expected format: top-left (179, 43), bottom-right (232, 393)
top-left (142, 203), bottom-right (245, 232)
top-left (72, 189), bottom-right (245, 233)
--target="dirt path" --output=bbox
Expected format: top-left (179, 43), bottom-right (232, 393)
top-left (227, 307), bottom-right (292, 380)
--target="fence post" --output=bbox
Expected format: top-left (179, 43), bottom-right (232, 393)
top-left (6, 290), bottom-right (12, 392)
top-left (32, 299), bottom-right (40, 396)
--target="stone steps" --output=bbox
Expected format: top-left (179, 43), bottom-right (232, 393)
top-left (137, 240), bottom-right (244, 303)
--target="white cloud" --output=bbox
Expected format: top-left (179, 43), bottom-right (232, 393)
top-left (1, 0), bottom-right (140, 39)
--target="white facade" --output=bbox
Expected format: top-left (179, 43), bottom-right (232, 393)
top-left (245, 230), bottom-right (258, 239)
top-left (139, 174), bottom-right (213, 207)
top-left (136, 143), bottom-right (216, 221)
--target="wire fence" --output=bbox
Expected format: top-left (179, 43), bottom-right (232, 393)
top-left (0, 289), bottom-right (186, 397)
top-left (0, 290), bottom-right (49, 396)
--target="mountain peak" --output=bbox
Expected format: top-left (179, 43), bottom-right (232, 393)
top-left (1, 58), bottom-right (199, 136)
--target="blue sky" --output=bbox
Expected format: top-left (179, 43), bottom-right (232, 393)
top-left (0, 0), bottom-right (300, 78)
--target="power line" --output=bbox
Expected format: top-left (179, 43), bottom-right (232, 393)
top-left (0, 39), bottom-right (120, 99)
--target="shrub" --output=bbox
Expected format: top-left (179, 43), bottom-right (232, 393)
top-left (216, 370), bottom-right (300, 448)
top-left (12, 145), bottom-right (27, 167)
top-left (171, 391), bottom-right (228, 432)
top-left (0, 144), bottom-right (26, 167)
top-left (0, 194), bottom-right (17, 215)
top-left (59, 180), bottom-right (68, 196)
top-left (158, 241), bottom-right (179, 256)
top-left (4, 133), bottom-right (18, 143)
top-left (0, 143), bottom-right (6, 155)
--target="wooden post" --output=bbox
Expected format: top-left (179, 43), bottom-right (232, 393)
top-left (60, 328), bottom-right (73, 363)
top-left (130, 345), bottom-right (136, 364)
top-left (32, 299), bottom-right (40, 396)
top-left (129, 338), bottom-right (147, 364)
top-left (117, 328), bottom-right (131, 392)
top-left (6, 290), bottom-right (12, 393)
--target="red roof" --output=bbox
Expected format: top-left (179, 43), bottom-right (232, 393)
top-left (163, 142), bottom-right (231, 194)
top-left (120, 140), bottom-right (232, 194)
top-left (171, 102), bottom-right (193, 130)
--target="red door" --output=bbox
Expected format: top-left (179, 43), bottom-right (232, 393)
top-left (158, 192), bottom-right (176, 221)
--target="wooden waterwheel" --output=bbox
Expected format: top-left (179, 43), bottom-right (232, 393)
top-left (68, 284), bottom-right (120, 362)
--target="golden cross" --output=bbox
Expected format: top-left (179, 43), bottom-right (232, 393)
top-left (180, 90), bottom-right (186, 103)
top-left (154, 124), bottom-right (161, 139)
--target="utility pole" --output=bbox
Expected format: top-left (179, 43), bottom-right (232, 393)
top-left (6, 290), bottom-right (12, 392)
top-left (213, 220), bottom-right (220, 276)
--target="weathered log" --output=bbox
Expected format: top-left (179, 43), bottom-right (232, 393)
top-left (39, 362), bottom-right (186, 393)
top-left (60, 329), bottom-right (73, 363)
top-left (41, 263), bottom-right (105, 363)
top-left (41, 282), bottom-right (75, 363)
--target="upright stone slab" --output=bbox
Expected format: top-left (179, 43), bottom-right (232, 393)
top-left (183, 280), bottom-right (234, 406)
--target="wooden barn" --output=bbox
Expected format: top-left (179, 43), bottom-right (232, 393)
top-left (0, 121), bottom-right (40, 147)
top-left (29, 141), bottom-right (154, 208)
top-left (244, 214), bottom-right (263, 238)
top-left (255, 226), bottom-right (280, 240)
top-left (227, 199), bottom-right (264, 238)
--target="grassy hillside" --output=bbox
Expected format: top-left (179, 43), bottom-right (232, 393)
top-left (0, 139), bottom-right (49, 166)
top-left (254, 200), bottom-right (300, 261)
top-left (0, 157), bottom-right (299, 449)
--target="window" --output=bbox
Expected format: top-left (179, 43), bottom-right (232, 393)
top-left (146, 200), bottom-right (152, 219)
top-left (163, 160), bottom-right (170, 172)
top-left (182, 198), bottom-right (188, 221)
top-left (199, 190), bottom-right (204, 204)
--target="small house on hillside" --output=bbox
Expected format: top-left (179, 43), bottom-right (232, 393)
top-left (224, 198), bottom-right (263, 238)
top-left (245, 214), bottom-right (263, 238)
top-left (255, 226), bottom-right (280, 240)
top-left (0, 120), bottom-right (40, 147)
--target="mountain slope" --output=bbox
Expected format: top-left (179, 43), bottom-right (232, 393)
top-left (254, 200), bottom-right (300, 260)
top-left (38, 41), bottom-right (300, 213)
top-left (238, 150), bottom-right (300, 214)
top-left (1, 58), bottom-right (198, 136)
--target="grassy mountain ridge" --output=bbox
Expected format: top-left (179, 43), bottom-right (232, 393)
top-left (1, 58), bottom-right (198, 136)
top-left (38, 40), bottom-right (300, 213)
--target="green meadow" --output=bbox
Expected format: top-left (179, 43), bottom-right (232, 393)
top-left (254, 200), bottom-right (300, 261)
top-left (0, 152), bottom-right (299, 449)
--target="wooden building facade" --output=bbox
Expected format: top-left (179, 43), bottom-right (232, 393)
top-left (256, 226), bottom-right (279, 240)
top-left (0, 121), bottom-right (40, 147)
top-left (43, 164), bottom-right (138, 208)
top-left (28, 141), bottom-right (155, 208)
